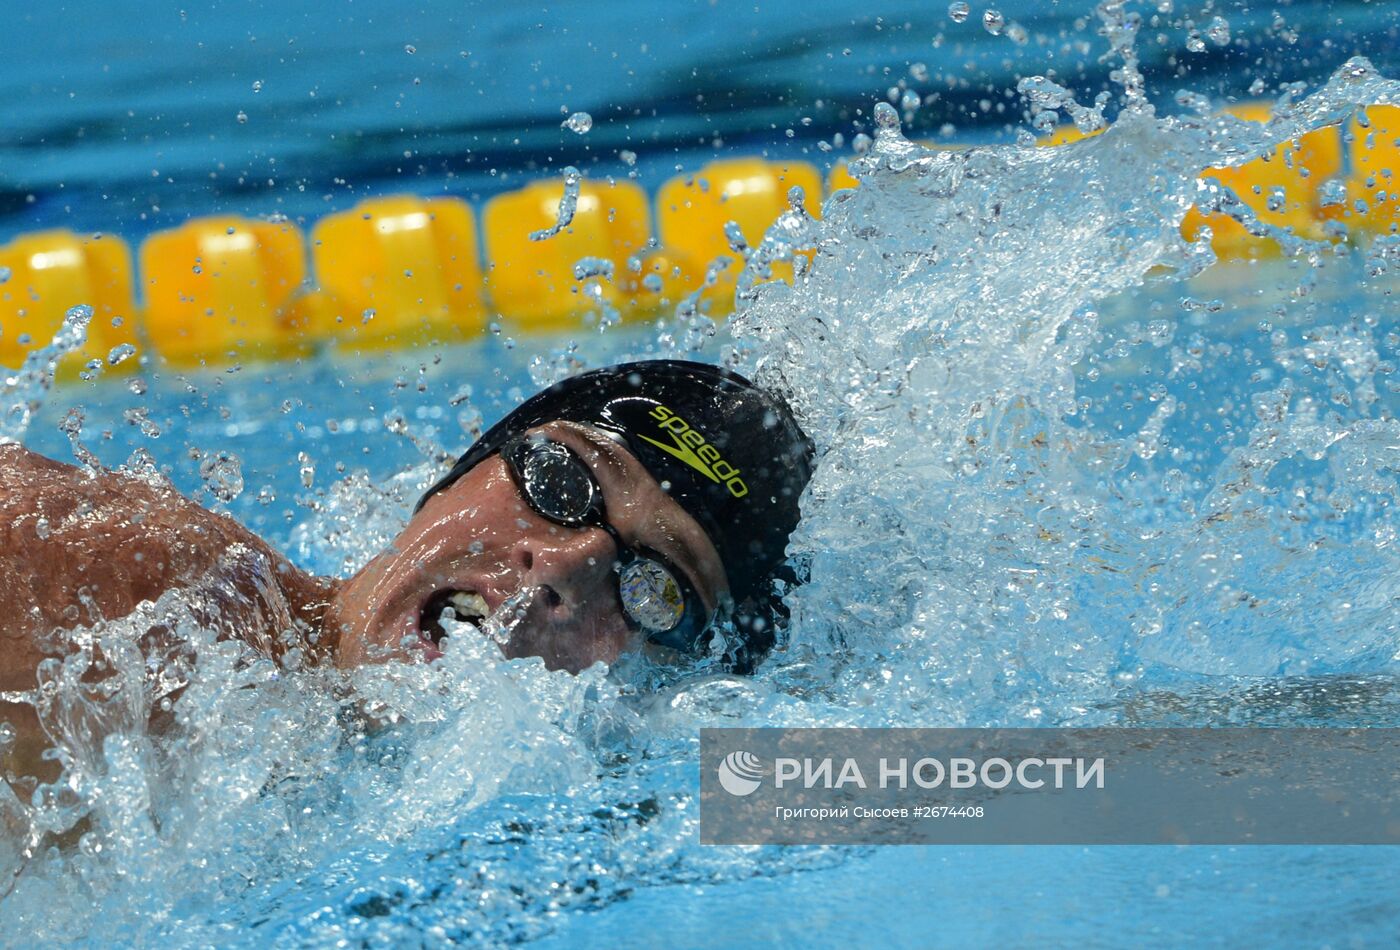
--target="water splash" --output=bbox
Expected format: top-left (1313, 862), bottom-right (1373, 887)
top-left (529, 166), bottom-right (583, 241)
top-left (196, 450), bottom-right (245, 503)
top-left (106, 343), bottom-right (136, 367)
top-left (1, 305), bottom-right (93, 446)
top-left (7, 15), bottom-right (1400, 948)
top-left (728, 54), bottom-right (1400, 724)
top-left (561, 111), bottom-right (593, 134)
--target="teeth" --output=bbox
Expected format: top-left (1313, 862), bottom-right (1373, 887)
top-left (447, 591), bottom-right (489, 621)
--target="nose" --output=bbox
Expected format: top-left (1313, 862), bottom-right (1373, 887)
top-left (513, 523), bottom-right (620, 617)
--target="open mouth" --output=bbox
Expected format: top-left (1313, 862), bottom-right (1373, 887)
top-left (419, 589), bottom-right (490, 646)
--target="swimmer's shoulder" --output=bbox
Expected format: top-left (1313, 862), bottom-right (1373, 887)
top-left (0, 442), bottom-right (69, 475)
top-left (0, 444), bottom-right (185, 514)
top-left (0, 445), bottom-right (77, 522)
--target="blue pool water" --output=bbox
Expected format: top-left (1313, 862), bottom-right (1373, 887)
top-left (3, 0), bottom-right (1396, 240)
top-left (7, 2), bottom-right (1400, 947)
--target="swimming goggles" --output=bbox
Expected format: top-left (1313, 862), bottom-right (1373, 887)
top-left (500, 434), bottom-right (713, 653)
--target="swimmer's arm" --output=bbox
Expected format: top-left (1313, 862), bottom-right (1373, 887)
top-left (0, 443), bottom-right (336, 657)
top-left (0, 444), bottom-right (338, 792)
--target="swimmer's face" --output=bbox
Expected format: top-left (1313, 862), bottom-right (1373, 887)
top-left (325, 421), bottom-right (730, 673)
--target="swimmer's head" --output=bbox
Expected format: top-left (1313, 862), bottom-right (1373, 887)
top-left (328, 360), bottom-right (815, 674)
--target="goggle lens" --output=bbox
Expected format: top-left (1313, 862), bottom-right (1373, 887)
top-left (503, 436), bottom-right (709, 648)
top-left (617, 558), bottom-right (687, 633)
top-left (515, 441), bottom-right (596, 523)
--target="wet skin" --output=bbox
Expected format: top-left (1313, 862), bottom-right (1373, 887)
top-left (0, 443), bottom-right (336, 790)
top-left (323, 421), bottom-right (730, 673)
top-left (0, 424), bottom-right (728, 788)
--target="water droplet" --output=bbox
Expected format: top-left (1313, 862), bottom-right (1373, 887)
top-left (982, 9), bottom-right (1005, 34)
top-left (873, 101), bottom-right (901, 131)
top-left (1365, 235), bottom-right (1400, 277)
top-left (198, 451), bottom-right (244, 502)
top-left (562, 112), bottom-right (593, 134)
top-left (362, 308), bottom-right (376, 324)
top-left (1318, 178), bottom-right (1347, 209)
top-left (0, 267), bottom-right (10, 284)
top-left (235, 110), bottom-right (248, 124)
top-left (573, 257), bottom-right (614, 281)
top-left (404, 44), bottom-right (417, 55)
top-left (252, 79), bottom-right (263, 93)
top-left (1341, 58), bottom-right (1372, 82)
top-left (1173, 89), bottom-right (1213, 115)
top-left (107, 343), bottom-right (136, 366)
top-left (1205, 16), bottom-right (1231, 46)
top-left (529, 167), bottom-right (583, 241)
top-left (900, 90), bottom-right (922, 113)
top-left (122, 406), bottom-right (161, 438)
top-left (35, 517), bottom-right (49, 540)
top-left (948, 1), bottom-right (970, 23)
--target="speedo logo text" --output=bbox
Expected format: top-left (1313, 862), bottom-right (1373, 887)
top-left (638, 405), bottom-right (748, 498)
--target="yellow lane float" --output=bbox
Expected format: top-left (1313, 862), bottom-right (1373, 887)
top-left (1345, 104), bottom-right (1400, 234)
top-left (2, 106), bottom-right (1391, 374)
top-left (617, 246), bottom-right (697, 313)
top-left (656, 158), bottom-right (822, 314)
top-left (1041, 110), bottom-right (1341, 259)
top-left (0, 230), bottom-right (139, 377)
top-left (483, 179), bottom-right (649, 331)
top-left (310, 196), bottom-right (485, 349)
top-left (140, 216), bottom-right (307, 367)
top-left (828, 159), bottom-right (861, 193)
top-left (1038, 124), bottom-right (1106, 147)
top-left (1179, 102), bottom-right (1343, 259)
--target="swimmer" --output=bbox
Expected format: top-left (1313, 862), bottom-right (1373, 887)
top-left (0, 360), bottom-right (813, 784)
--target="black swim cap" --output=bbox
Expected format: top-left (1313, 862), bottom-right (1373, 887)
top-left (417, 360), bottom-right (815, 662)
